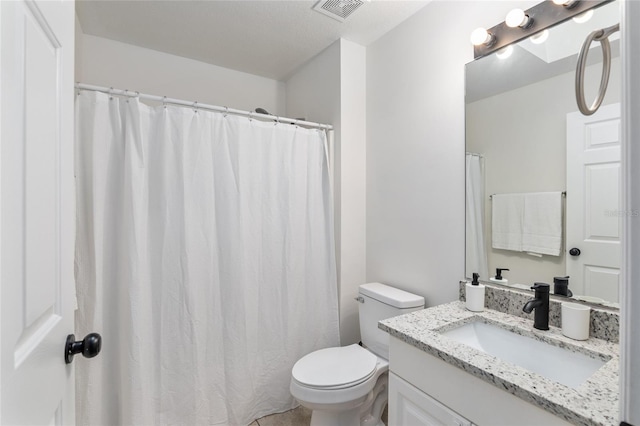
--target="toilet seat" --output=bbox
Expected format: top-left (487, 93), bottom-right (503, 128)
top-left (292, 344), bottom-right (378, 390)
top-left (290, 283), bottom-right (424, 425)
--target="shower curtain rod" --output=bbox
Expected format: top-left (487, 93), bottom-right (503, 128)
top-left (489, 191), bottom-right (566, 199)
top-left (75, 83), bottom-right (334, 131)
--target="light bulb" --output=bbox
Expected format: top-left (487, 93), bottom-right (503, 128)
top-left (573, 10), bottom-right (594, 23)
top-left (496, 45), bottom-right (513, 59)
top-left (470, 27), bottom-right (493, 46)
top-left (530, 29), bottom-right (549, 44)
top-left (506, 9), bottom-right (531, 28)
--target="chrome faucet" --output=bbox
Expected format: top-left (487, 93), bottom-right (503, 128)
top-left (523, 283), bottom-right (550, 330)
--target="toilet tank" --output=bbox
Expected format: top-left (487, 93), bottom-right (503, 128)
top-left (358, 282), bottom-right (425, 360)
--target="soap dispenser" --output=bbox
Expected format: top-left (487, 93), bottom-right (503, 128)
top-left (466, 273), bottom-right (485, 312)
top-left (489, 268), bottom-right (510, 285)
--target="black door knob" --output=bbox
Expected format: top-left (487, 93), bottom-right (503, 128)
top-left (569, 247), bottom-right (581, 256)
top-left (65, 333), bottom-right (102, 364)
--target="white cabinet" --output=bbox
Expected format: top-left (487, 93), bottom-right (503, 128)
top-left (389, 372), bottom-right (472, 426)
top-left (387, 336), bottom-right (571, 426)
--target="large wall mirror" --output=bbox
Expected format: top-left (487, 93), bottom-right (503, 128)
top-left (465, 1), bottom-right (620, 307)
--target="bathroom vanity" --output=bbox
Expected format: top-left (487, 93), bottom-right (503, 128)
top-left (380, 302), bottom-right (619, 426)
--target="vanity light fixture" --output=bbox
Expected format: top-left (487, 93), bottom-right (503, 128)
top-left (495, 45), bottom-right (513, 59)
top-left (553, 0), bottom-right (579, 8)
top-left (471, 0), bottom-right (611, 59)
top-left (470, 27), bottom-right (495, 47)
top-left (573, 10), bottom-right (594, 23)
top-left (506, 9), bottom-right (533, 29)
top-left (530, 29), bottom-right (549, 44)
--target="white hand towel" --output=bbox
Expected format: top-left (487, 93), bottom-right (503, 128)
top-left (491, 193), bottom-right (525, 252)
top-left (522, 192), bottom-right (563, 256)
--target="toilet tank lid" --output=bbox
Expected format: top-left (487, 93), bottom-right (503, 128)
top-left (359, 282), bottom-right (425, 309)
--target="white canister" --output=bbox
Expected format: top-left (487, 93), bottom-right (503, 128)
top-left (466, 283), bottom-right (485, 312)
top-left (561, 302), bottom-right (591, 340)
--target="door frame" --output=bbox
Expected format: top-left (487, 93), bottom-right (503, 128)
top-left (620, 0), bottom-right (640, 423)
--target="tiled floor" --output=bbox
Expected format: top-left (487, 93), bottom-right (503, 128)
top-left (251, 406), bottom-right (312, 426)
top-left (251, 405), bottom-right (388, 426)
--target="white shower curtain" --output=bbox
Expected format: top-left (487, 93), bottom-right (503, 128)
top-left (465, 154), bottom-right (489, 280)
top-left (74, 91), bottom-right (340, 426)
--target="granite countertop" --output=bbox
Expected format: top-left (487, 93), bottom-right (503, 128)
top-left (379, 301), bottom-right (619, 426)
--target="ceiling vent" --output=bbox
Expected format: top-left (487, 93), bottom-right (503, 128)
top-left (312, 0), bottom-right (365, 22)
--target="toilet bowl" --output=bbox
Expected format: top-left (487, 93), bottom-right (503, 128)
top-left (290, 283), bottom-right (424, 426)
top-left (290, 344), bottom-right (389, 426)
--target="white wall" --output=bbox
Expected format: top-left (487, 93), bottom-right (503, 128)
top-left (366, 0), bottom-right (536, 307)
top-left (285, 39), bottom-right (367, 345)
top-left (285, 41), bottom-right (341, 134)
top-left (337, 40), bottom-right (367, 345)
top-left (75, 14), bottom-right (84, 81)
top-left (76, 33), bottom-right (286, 115)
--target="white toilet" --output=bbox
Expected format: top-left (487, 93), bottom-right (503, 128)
top-left (290, 282), bottom-right (425, 426)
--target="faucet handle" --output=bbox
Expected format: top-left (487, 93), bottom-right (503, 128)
top-left (530, 282), bottom-right (550, 292)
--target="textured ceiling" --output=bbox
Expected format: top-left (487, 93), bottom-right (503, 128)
top-left (75, 0), bottom-right (431, 81)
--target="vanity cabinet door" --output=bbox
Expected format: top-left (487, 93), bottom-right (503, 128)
top-left (389, 372), bottom-right (473, 426)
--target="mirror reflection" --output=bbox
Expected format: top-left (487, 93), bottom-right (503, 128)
top-left (465, 1), bottom-right (621, 307)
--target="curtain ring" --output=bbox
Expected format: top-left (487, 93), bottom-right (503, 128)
top-left (575, 23), bottom-right (619, 116)
top-left (224, 106), bottom-right (228, 117)
top-left (248, 111), bottom-right (253, 122)
top-left (162, 96), bottom-right (167, 109)
top-left (193, 101), bottom-right (199, 113)
top-left (275, 116), bottom-right (280, 126)
top-left (108, 87), bottom-right (114, 100)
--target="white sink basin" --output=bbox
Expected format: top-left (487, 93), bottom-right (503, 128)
top-left (441, 320), bottom-right (607, 389)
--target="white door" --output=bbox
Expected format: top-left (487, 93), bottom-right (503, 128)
top-left (566, 103), bottom-right (621, 303)
top-left (1, 0), bottom-right (77, 424)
